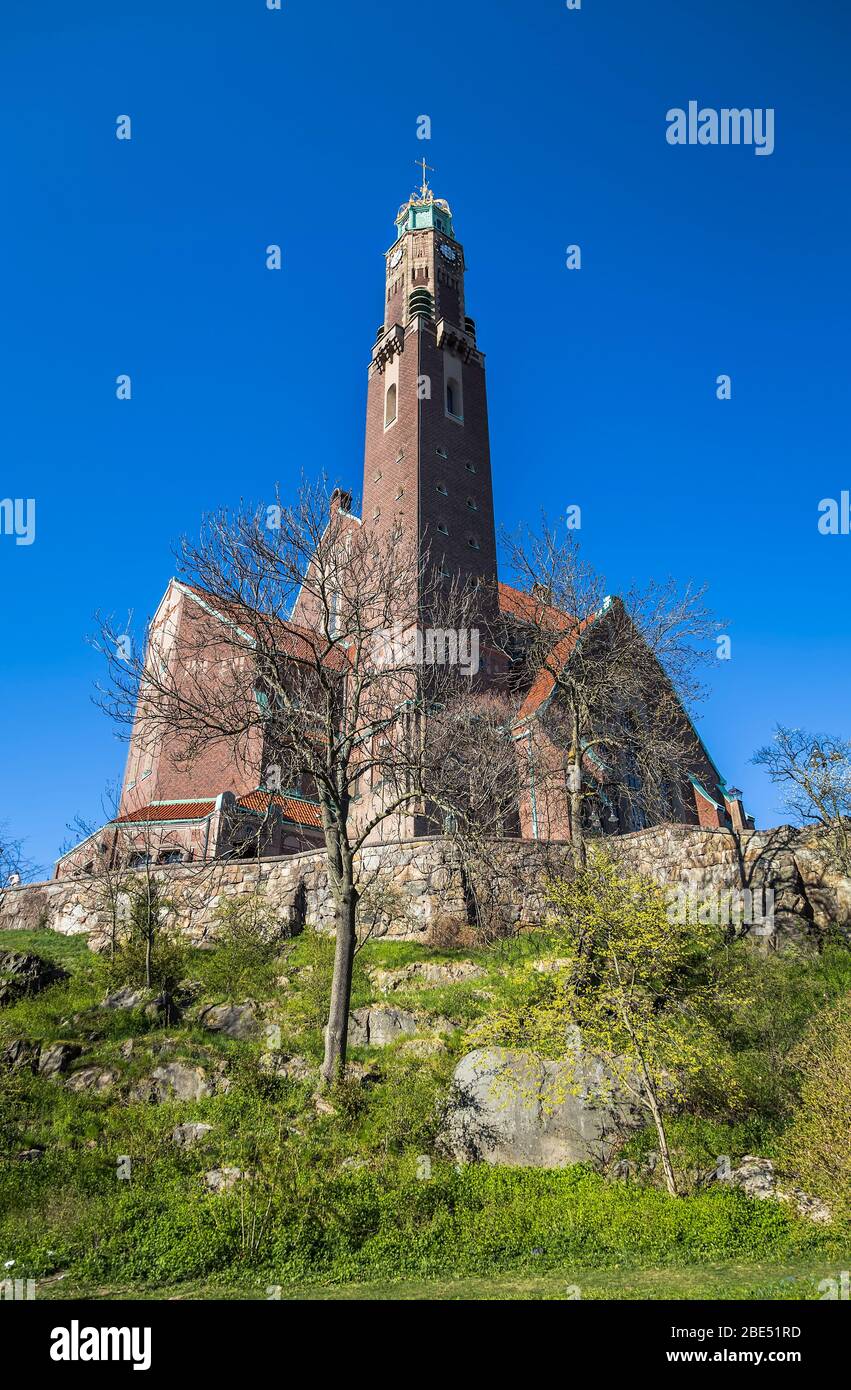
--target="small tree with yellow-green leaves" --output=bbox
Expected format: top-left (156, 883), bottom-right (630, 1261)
top-left (475, 847), bottom-right (750, 1195)
top-left (781, 991), bottom-right (851, 1219)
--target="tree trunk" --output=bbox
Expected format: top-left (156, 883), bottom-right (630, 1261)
top-left (569, 706), bottom-right (586, 870)
top-left (320, 887), bottom-right (358, 1086)
top-left (617, 992), bottom-right (678, 1198)
top-left (569, 762), bottom-right (586, 870)
top-left (642, 1070), bottom-right (677, 1196)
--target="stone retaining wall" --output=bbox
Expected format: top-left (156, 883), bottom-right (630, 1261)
top-left (1, 825), bottom-right (848, 950)
top-left (612, 824), bottom-right (851, 938)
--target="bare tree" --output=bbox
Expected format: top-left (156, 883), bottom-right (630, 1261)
top-left (502, 523), bottom-right (722, 867)
top-left (60, 782), bottom-right (127, 956)
top-left (752, 726), bottom-right (851, 873)
top-left (59, 781), bottom-right (205, 962)
top-left (94, 479), bottom-right (499, 1084)
top-left (420, 690), bottom-right (523, 939)
top-left (0, 822), bottom-right (36, 892)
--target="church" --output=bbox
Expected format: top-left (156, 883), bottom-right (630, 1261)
top-left (55, 173), bottom-right (750, 879)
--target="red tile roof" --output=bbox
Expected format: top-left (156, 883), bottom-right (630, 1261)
top-left (115, 791), bottom-right (323, 832)
top-left (498, 582), bottom-right (592, 722)
top-left (237, 788), bottom-right (323, 829)
top-left (515, 630), bottom-right (583, 720)
top-left (498, 581), bottom-right (570, 631)
top-left (115, 800), bottom-right (217, 824)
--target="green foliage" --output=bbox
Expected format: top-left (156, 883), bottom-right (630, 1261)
top-left (104, 929), bottom-right (188, 998)
top-left (0, 928), bottom-right (93, 973)
top-left (3, 1151), bottom-right (840, 1288)
top-left (2, 908), bottom-right (850, 1295)
top-left (780, 991), bottom-right (851, 1218)
top-left (286, 929), bottom-right (336, 1035)
top-left (345, 1055), bottom-right (452, 1160)
top-left (199, 892), bottom-right (282, 1000)
top-left (285, 929), bottom-right (369, 1037)
top-left (688, 943), bottom-right (851, 1125)
top-left (474, 847), bottom-right (751, 1113)
top-left (103, 879), bottom-right (187, 995)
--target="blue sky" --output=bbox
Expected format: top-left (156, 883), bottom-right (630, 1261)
top-left (1, 0), bottom-right (849, 873)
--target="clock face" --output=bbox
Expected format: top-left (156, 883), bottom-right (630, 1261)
top-left (438, 242), bottom-right (457, 262)
top-left (389, 246), bottom-right (404, 269)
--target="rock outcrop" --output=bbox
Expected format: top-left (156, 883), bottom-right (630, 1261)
top-left (445, 1046), bottom-right (642, 1168)
top-left (197, 1002), bottom-right (260, 1040)
top-left (0, 950), bottom-right (68, 1006)
top-left (131, 1062), bottom-right (218, 1104)
top-left (725, 1155), bottom-right (832, 1224)
top-left (347, 1006), bottom-right (420, 1046)
top-left (65, 1066), bottom-right (118, 1093)
top-left (203, 1167), bottom-right (246, 1193)
top-left (38, 1042), bottom-right (82, 1078)
top-left (172, 1122), bottom-right (213, 1148)
top-left (367, 960), bottom-right (486, 993)
top-left (347, 1006), bottom-right (457, 1046)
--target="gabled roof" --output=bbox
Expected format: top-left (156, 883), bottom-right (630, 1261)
top-left (498, 583), bottom-right (605, 723)
top-left (177, 582), bottom-right (348, 671)
top-left (501, 584), bottom-right (739, 810)
top-left (237, 788), bottom-right (323, 829)
top-left (497, 581), bottom-right (568, 630)
top-left (687, 774), bottom-right (724, 811)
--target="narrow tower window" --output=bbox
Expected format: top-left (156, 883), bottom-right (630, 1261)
top-left (385, 383), bottom-right (397, 427)
top-left (445, 374), bottom-right (463, 421)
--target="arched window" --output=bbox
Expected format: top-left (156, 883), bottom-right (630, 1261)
top-left (446, 380), bottom-right (458, 416)
top-left (385, 383), bottom-right (397, 427)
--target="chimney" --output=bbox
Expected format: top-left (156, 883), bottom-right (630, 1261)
top-left (723, 786), bottom-right (747, 831)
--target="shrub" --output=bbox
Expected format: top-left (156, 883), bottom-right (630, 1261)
top-left (428, 914), bottom-right (475, 950)
top-left (201, 892), bottom-right (282, 1000)
top-left (781, 991), bottom-right (851, 1217)
top-left (287, 929), bottom-right (337, 1035)
top-left (103, 879), bottom-right (187, 995)
top-left (104, 926), bottom-right (188, 998)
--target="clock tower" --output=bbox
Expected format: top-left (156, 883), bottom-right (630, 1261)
top-left (361, 168), bottom-right (499, 623)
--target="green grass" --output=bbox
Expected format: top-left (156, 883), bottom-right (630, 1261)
top-left (2, 924), bottom-right (850, 1299)
top-left (32, 1262), bottom-right (843, 1301)
top-left (0, 927), bottom-right (93, 972)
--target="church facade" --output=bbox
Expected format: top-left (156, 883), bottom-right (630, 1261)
top-left (55, 176), bottom-right (750, 879)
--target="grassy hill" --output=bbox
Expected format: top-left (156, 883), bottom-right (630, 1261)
top-left (1, 914), bottom-right (849, 1299)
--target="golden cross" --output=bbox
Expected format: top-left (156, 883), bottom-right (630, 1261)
top-left (414, 157), bottom-right (434, 199)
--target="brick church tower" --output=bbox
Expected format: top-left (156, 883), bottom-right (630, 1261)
top-left (361, 166), bottom-right (499, 613)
